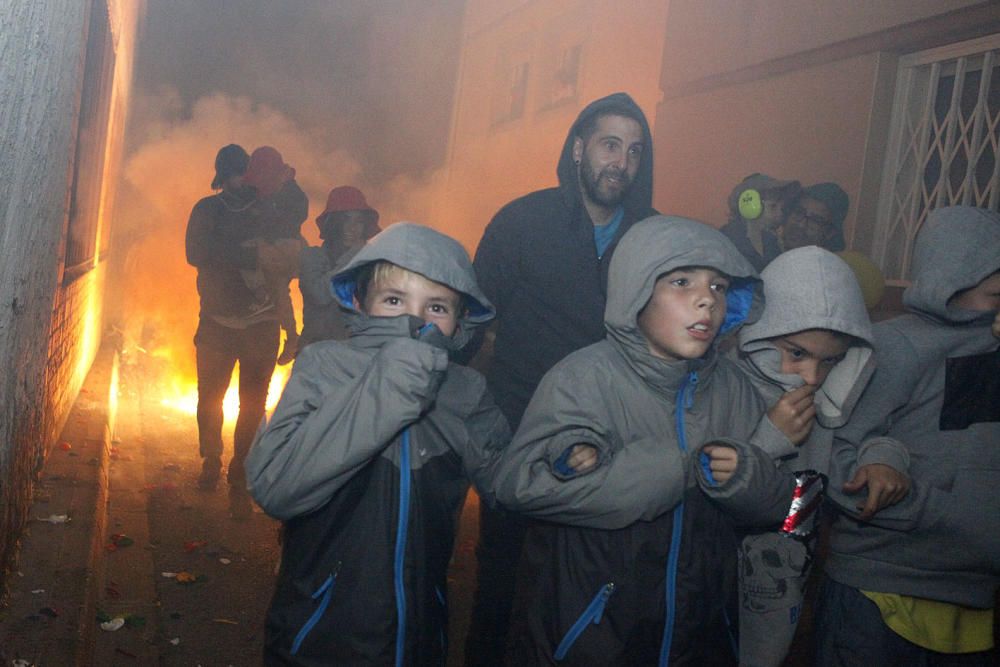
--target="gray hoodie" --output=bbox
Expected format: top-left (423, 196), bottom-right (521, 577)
top-left (492, 215), bottom-right (785, 529)
top-left (728, 247), bottom-right (909, 507)
top-left (245, 223), bottom-right (511, 662)
top-left (247, 222), bottom-right (503, 519)
top-left (825, 206), bottom-right (1000, 608)
top-left (491, 216), bottom-right (795, 664)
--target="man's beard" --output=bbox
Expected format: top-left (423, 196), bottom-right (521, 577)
top-left (580, 157), bottom-right (632, 208)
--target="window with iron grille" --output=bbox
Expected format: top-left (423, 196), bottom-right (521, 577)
top-left (873, 35), bottom-right (1000, 282)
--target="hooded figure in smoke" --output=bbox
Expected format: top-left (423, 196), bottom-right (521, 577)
top-left (465, 92), bottom-right (658, 663)
top-left (186, 144), bottom-right (281, 493)
top-left (298, 186), bottom-right (381, 348)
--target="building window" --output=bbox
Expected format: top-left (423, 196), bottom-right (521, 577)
top-left (492, 38), bottom-right (531, 127)
top-left (539, 43), bottom-right (582, 110)
top-left (873, 34), bottom-right (1000, 281)
top-left (63, 0), bottom-right (115, 282)
top-left (493, 60), bottom-right (529, 126)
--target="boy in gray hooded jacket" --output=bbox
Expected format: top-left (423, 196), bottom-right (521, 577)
top-left (491, 216), bottom-right (790, 665)
top-left (814, 206), bottom-right (1000, 665)
top-left (246, 223), bottom-right (510, 665)
top-left (701, 246), bottom-right (909, 666)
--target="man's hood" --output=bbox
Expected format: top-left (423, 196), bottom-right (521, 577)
top-left (739, 246), bottom-right (875, 428)
top-left (605, 216), bottom-right (763, 387)
top-left (555, 92), bottom-right (654, 216)
top-left (331, 222), bottom-right (494, 352)
top-left (903, 206), bottom-right (1000, 323)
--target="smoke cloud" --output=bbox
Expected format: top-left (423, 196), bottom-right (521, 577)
top-left (113, 86), bottom-right (454, 381)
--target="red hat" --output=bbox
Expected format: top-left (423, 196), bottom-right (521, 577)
top-left (243, 146), bottom-right (294, 197)
top-left (317, 186), bottom-right (375, 220)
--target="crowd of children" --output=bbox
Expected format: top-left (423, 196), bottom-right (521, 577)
top-left (190, 95), bottom-right (1000, 666)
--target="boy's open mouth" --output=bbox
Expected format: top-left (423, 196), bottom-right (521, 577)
top-left (687, 321), bottom-right (714, 341)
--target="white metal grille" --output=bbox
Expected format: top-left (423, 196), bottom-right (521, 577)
top-left (873, 35), bottom-right (1000, 281)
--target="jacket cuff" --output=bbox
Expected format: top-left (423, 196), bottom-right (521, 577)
top-left (857, 437), bottom-right (910, 472)
top-left (545, 429), bottom-right (609, 481)
top-left (750, 415), bottom-right (797, 460)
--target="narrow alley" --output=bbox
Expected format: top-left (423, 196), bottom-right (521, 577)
top-left (5, 4), bottom-right (1000, 666)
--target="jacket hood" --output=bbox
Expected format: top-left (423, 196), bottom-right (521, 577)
top-left (555, 92), bottom-right (654, 216)
top-left (605, 216), bottom-right (763, 385)
top-left (903, 206), bottom-right (1000, 323)
top-left (331, 222), bottom-right (494, 351)
top-left (739, 246), bottom-right (875, 428)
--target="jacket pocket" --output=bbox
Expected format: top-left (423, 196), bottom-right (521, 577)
top-left (290, 562), bottom-right (341, 656)
top-left (553, 582), bottom-right (616, 661)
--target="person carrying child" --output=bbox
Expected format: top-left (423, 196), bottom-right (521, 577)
top-left (701, 246), bottom-right (910, 666)
top-left (240, 146), bottom-right (309, 365)
top-left (811, 205), bottom-right (1000, 666)
top-left (246, 222), bottom-right (510, 665)
top-left (187, 143), bottom-right (279, 492)
top-left (298, 185), bottom-right (380, 349)
top-left (491, 215), bottom-right (792, 665)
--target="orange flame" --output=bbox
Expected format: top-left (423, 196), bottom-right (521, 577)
top-left (157, 357), bottom-right (291, 423)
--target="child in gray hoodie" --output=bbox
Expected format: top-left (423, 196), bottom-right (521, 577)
top-left (813, 206), bottom-right (1000, 665)
top-left (491, 216), bottom-right (789, 665)
top-left (246, 223), bottom-right (510, 665)
top-left (702, 246), bottom-right (909, 666)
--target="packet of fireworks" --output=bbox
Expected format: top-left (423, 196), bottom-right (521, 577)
top-left (780, 470), bottom-right (827, 541)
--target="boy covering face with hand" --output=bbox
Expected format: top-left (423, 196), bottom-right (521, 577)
top-left (702, 246), bottom-right (909, 666)
top-left (246, 223), bottom-right (510, 665)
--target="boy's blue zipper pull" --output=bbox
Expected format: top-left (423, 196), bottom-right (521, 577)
top-left (553, 582), bottom-right (616, 660)
top-left (685, 371), bottom-right (697, 410)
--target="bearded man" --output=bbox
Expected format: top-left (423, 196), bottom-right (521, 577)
top-left (465, 92), bottom-right (657, 664)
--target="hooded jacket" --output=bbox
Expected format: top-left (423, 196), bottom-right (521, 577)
top-left (824, 206), bottom-right (1000, 608)
top-left (246, 223), bottom-right (510, 665)
top-left (492, 216), bottom-right (787, 665)
top-left (299, 205), bottom-right (381, 347)
top-left (297, 243), bottom-right (364, 347)
top-left (710, 247), bottom-right (910, 513)
top-left (473, 92), bottom-right (657, 430)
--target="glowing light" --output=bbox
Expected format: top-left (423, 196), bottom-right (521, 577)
top-left (159, 364), bottom-right (291, 424)
top-left (75, 276), bottom-right (102, 386)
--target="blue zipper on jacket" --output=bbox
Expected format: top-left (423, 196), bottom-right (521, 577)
top-left (659, 371), bottom-right (697, 667)
top-left (290, 561), bottom-right (341, 656)
top-left (554, 582), bottom-right (616, 660)
top-left (394, 428), bottom-right (413, 667)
